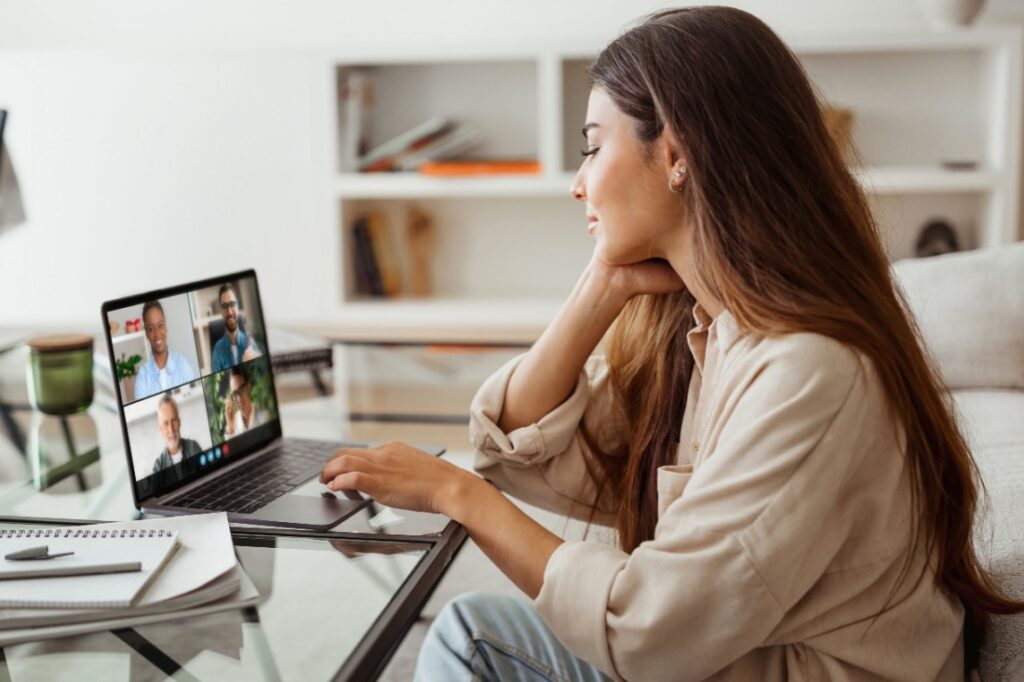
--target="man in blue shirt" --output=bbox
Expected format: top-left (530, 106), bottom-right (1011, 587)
top-left (134, 301), bottom-right (199, 401)
top-left (211, 283), bottom-right (261, 372)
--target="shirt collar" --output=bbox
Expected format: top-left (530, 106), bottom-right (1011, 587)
top-left (687, 302), bottom-right (742, 371)
top-left (692, 301), bottom-right (714, 331)
top-left (146, 352), bottom-right (172, 370)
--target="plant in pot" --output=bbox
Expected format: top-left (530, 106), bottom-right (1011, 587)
top-left (116, 353), bottom-right (143, 402)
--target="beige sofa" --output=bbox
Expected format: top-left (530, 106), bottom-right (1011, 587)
top-left (893, 242), bottom-right (1024, 681)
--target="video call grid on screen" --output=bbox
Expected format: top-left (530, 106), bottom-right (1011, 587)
top-left (103, 271), bottom-right (280, 500)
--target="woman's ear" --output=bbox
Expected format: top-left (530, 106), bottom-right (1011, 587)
top-left (658, 125), bottom-right (687, 174)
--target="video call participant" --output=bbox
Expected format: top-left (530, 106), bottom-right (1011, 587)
top-left (211, 283), bottom-right (261, 372)
top-left (150, 393), bottom-right (203, 482)
top-left (134, 301), bottom-right (199, 401)
top-left (224, 366), bottom-right (267, 439)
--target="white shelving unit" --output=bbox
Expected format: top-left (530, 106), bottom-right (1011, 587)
top-left (321, 27), bottom-right (1022, 343)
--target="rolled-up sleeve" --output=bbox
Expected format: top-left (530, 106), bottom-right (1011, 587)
top-left (469, 353), bottom-right (627, 521)
top-left (534, 338), bottom-right (874, 681)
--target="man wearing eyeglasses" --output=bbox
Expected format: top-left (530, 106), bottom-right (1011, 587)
top-left (224, 366), bottom-right (267, 438)
top-left (211, 283), bottom-right (261, 372)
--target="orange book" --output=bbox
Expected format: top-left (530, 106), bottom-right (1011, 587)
top-left (418, 160), bottom-right (542, 176)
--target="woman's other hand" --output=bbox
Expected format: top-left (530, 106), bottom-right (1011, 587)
top-left (587, 252), bottom-right (686, 305)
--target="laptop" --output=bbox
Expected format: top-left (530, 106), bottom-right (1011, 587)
top-left (101, 269), bottom-right (444, 530)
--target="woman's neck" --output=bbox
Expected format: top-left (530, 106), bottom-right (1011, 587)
top-left (665, 238), bottom-right (724, 319)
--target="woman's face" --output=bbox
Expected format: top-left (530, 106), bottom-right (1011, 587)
top-left (571, 87), bottom-right (687, 265)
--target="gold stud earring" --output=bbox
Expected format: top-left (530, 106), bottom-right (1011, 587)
top-left (669, 167), bottom-right (687, 193)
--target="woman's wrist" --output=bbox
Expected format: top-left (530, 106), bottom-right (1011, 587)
top-left (433, 464), bottom-right (562, 600)
top-left (439, 469), bottom-right (495, 523)
top-left (578, 259), bottom-right (632, 319)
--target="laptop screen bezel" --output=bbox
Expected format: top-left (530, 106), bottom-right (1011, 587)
top-left (100, 268), bottom-right (283, 508)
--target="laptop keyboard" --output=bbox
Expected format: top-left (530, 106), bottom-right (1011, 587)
top-left (169, 438), bottom-right (348, 515)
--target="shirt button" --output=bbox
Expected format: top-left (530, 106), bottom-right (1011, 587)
top-left (691, 441), bottom-right (699, 453)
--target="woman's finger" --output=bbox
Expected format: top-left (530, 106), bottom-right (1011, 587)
top-left (326, 447), bottom-right (375, 462)
top-left (328, 471), bottom-right (376, 495)
top-left (320, 452), bottom-right (376, 483)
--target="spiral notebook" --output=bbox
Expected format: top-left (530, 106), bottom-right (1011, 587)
top-left (0, 528), bottom-right (180, 609)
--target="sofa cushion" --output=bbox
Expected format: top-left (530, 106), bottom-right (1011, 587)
top-left (953, 390), bottom-right (1024, 680)
top-left (892, 243), bottom-right (1024, 390)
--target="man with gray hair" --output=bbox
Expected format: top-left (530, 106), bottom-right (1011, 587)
top-left (151, 393), bottom-right (203, 478)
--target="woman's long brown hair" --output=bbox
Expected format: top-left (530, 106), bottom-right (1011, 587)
top-left (581, 6), bottom-right (1023, 665)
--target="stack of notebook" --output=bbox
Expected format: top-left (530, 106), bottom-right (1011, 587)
top-left (0, 513), bottom-right (257, 645)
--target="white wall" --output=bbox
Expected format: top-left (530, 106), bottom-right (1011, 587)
top-left (0, 0), bottom-right (1021, 327)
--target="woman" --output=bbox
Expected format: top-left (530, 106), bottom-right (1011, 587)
top-left (320, 7), bottom-right (1022, 680)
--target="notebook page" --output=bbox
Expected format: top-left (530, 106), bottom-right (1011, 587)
top-left (0, 529), bottom-right (179, 608)
top-left (76, 513), bottom-right (236, 604)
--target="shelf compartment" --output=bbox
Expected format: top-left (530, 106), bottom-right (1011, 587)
top-left (335, 60), bottom-right (539, 174)
top-left (871, 191), bottom-right (985, 259)
top-left (338, 196), bottom-right (590, 304)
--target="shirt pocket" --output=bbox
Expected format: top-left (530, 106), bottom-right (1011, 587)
top-left (657, 464), bottom-right (694, 517)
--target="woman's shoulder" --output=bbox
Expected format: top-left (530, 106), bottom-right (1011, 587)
top-left (726, 328), bottom-right (873, 404)
top-left (750, 328), bottom-right (860, 364)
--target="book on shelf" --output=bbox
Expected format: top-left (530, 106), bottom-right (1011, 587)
top-left (351, 215), bottom-right (386, 297)
top-left (351, 211), bottom-right (402, 298)
top-left (356, 116), bottom-right (490, 173)
top-left (418, 160), bottom-right (542, 176)
top-left (357, 117), bottom-right (452, 172)
top-left (340, 69), bottom-right (373, 172)
top-left (394, 124), bottom-right (484, 172)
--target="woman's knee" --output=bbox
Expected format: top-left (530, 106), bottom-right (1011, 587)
top-left (419, 591), bottom-right (522, 673)
top-left (435, 591), bottom-right (523, 639)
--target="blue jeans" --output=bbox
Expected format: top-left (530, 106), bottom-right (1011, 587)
top-left (414, 592), bottom-right (613, 682)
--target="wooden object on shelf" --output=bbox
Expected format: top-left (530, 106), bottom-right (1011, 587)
top-left (405, 207), bottom-right (436, 298)
top-left (367, 211), bottom-right (401, 297)
top-left (340, 69), bottom-right (374, 172)
top-left (822, 105), bottom-right (854, 161)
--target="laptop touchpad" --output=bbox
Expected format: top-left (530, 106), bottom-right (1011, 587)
top-left (289, 476), bottom-right (365, 501)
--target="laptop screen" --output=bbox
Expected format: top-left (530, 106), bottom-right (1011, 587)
top-left (102, 270), bottom-right (282, 504)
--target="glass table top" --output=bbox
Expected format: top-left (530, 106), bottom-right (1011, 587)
top-left (0, 527), bottom-right (428, 681)
top-left (0, 334), bottom-right (525, 680)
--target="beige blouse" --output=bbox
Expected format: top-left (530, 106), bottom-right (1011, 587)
top-left (469, 305), bottom-right (964, 681)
